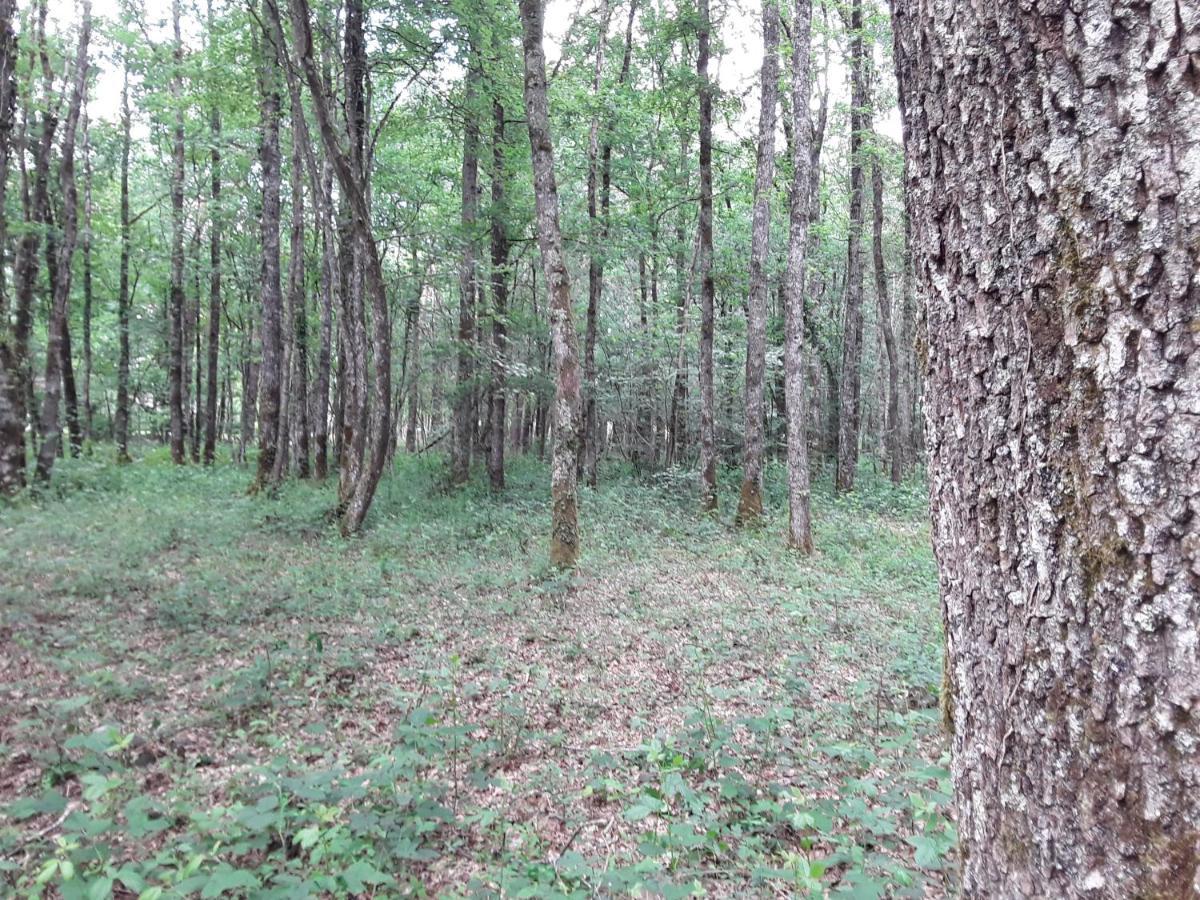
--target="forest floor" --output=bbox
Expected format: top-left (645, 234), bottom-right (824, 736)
top-left (0, 450), bottom-right (955, 898)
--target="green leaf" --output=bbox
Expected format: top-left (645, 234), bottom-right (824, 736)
top-left (341, 860), bottom-right (392, 893)
top-left (200, 865), bottom-right (260, 898)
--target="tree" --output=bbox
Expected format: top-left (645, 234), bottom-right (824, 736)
top-left (34, 2), bottom-right (90, 481)
top-left (518, 0), bottom-right (583, 568)
top-left (870, 154), bottom-right (900, 484)
top-left (167, 0), bottom-right (187, 464)
top-left (892, 0), bottom-right (1199, 892)
top-left (735, 0), bottom-right (779, 526)
top-left (252, 0), bottom-right (284, 493)
top-left (0, 0), bottom-right (22, 492)
top-left (114, 61), bottom-right (132, 463)
top-left (487, 97), bottom-right (510, 491)
top-left (696, 0), bottom-right (717, 511)
top-left (203, 0), bottom-right (221, 466)
top-left (834, 0), bottom-right (866, 493)
top-left (782, 0), bottom-right (813, 552)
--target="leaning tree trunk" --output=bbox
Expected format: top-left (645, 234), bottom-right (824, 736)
top-left (782, 0), bottom-right (814, 552)
top-left (735, 0), bottom-right (779, 526)
top-left (34, 2), bottom-right (89, 482)
top-left (519, 0), bottom-right (583, 569)
top-left (696, 0), bottom-right (717, 510)
top-left (834, 0), bottom-right (866, 493)
top-left (892, 0), bottom-right (1200, 894)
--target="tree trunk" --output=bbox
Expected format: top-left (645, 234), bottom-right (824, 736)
top-left (782, 0), bottom-right (813, 552)
top-left (871, 158), bottom-right (901, 484)
top-left (451, 51), bottom-right (480, 486)
top-left (488, 98), bottom-right (510, 491)
top-left (519, 0), bottom-right (583, 568)
top-left (288, 115), bottom-right (310, 478)
top-left (0, 0), bottom-right (18, 491)
top-left (34, 3), bottom-right (89, 481)
top-left (115, 65), bottom-right (132, 463)
top-left (81, 108), bottom-right (93, 448)
top-left (696, 0), bottom-right (717, 510)
top-left (167, 0), bottom-right (186, 464)
top-left (735, 0), bottom-right (779, 527)
top-left (252, 0), bottom-right (283, 492)
top-left (834, 0), bottom-right (866, 493)
top-left (203, 0), bottom-right (221, 466)
top-left (286, 0), bottom-right (390, 534)
top-left (892, 0), bottom-right (1200, 893)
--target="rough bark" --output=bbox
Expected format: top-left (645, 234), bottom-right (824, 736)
top-left (834, 0), bottom-right (866, 493)
top-left (34, 3), bottom-right (89, 481)
top-left (782, 0), bottom-right (813, 552)
top-left (735, 0), bottom-right (779, 527)
top-left (519, 0), bottom-right (583, 568)
top-left (871, 159), bottom-right (900, 484)
top-left (167, 0), bottom-right (186, 464)
top-left (696, 0), bottom-right (717, 510)
top-left (892, 0), bottom-right (1200, 894)
top-left (451, 52), bottom-right (481, 486)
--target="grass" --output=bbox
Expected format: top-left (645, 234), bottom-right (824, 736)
top-left (0, 448), bottom-right (953, 898)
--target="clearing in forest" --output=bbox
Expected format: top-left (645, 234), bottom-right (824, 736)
top-left (0, 454), bottom-right (954, 897)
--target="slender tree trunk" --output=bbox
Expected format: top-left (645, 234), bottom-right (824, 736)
top-left (782, 0), bottom-right (813, 552)
top-left (0, 0), bottom-right (18, 491)
top-left (313, 158), bottom-right (334, 477)
top-left (451, 51), bottom-right (480, 486)
top-left (871, 158), bottom-right (900, 484)
top-left (735, 0), bottom-right (779, 526)
top-left (288, 119), bottom-right (310, 478)
top-left (81, 107), bottom-right (93, 447)
top-left (893, 1), bottom-right (1199, 893)
top-left (167, 0), bottom-right (186, 464)
top-left (252, 1), bottom-right (284, 492)
top-left (286, 0), bottom-right (390, 534)
top-left (34, 3), bottom-right (89, 481)
top-left (203, 0), bottom-right (221, 465)
top-left (834, 0), bottom-right (866, 493)
top-left (519, 0), bottom-right (583, 568)
top-left (115, 65), bottom-right (132, 463)
top-left (487, 99), bottom-right (510, 491)
top-left (580, 0), bottom-right (612, 487)
top-left (404, 261), bottom-right (421, 453)
top-left (696, 0), bottom-right (717, 510)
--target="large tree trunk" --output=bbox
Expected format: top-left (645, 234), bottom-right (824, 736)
top-left (34, 3), bottom-right (90, 481)
top-left (782, 0), bottom-right (813, 552)
top-left (735, 0), bottom-right (779, 527)
top-left (252, 0), bottom-right (284, 492)
top-left (519, 0), bottom-right (583, 569)
top-left (892, 0), bottom-right (1200, 894)
top-left (696, 0), bottom-right (717, 510)
top-left (834, 0), bottom-right (866, 493)
top-left (451, 51), bottom-right (480, 486)
top-left (871, 159), bottom-right (900, 484)
top-left (487, 98), bottom-right (510, 492)
top-left (167, 0), bottom-right (186, 464)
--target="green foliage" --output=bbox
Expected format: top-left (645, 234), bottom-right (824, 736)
top-left (1, 453), bottom-right (952, 896)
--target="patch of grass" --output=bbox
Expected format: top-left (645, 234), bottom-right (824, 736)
top-left (0, 449), bottom-right (952, 897)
